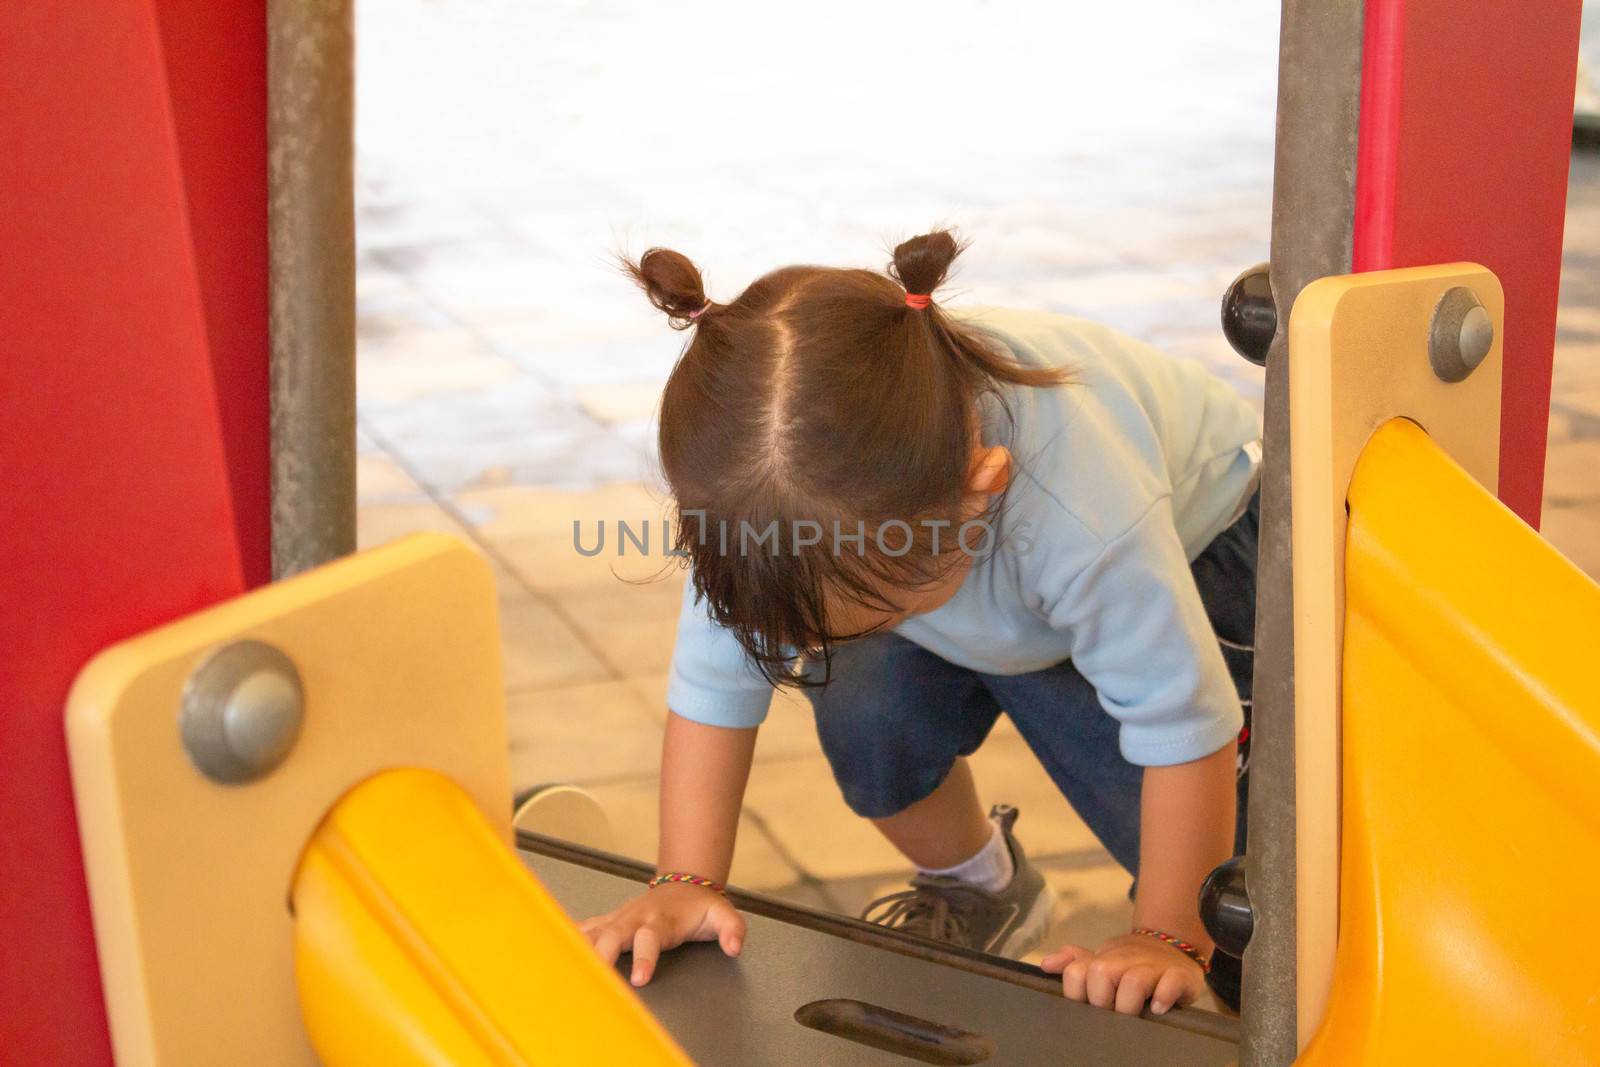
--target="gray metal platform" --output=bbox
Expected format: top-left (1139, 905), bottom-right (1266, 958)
top-left (521, 847), bottom-right (1239, 1066)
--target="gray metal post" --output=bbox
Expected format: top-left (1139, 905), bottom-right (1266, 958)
top-left (1242, 3), bottom-right (1364, 1063)
top-left (268, 0), bottom-right (356, 579)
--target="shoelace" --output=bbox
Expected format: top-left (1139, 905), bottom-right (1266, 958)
top-left (861, 886), bottom-right (981, 947)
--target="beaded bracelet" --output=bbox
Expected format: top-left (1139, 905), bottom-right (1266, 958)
top-left (1132, 927), bottom-right (1211, 973)
top-left (648, 872), bottom-right (726, 895)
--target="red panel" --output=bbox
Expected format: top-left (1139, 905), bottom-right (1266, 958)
top-left (0, 2), bottom-right (249, 1062)
top-left (1354, 0), bottom-right (1583, 526)
top-left (154, 0), bottom-right (272, 588)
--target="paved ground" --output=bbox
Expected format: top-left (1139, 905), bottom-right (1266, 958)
top-left (353, 0), bottom-right (1600, 964)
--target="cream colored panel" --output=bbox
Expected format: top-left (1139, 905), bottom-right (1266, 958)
top-left (67, 534), bottom-right (510, 1066)
top-left (1287, 263), bottom-right (1502, 1048)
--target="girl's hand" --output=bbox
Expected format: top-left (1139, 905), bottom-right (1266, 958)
top-left (579, 884), bottom-right (747, 987)
top-left (1040, 934), bottom-right (1205, 1015)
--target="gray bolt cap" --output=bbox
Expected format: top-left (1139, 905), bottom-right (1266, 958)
top-left (181, 640), bottom-right (304, 784)
top-left (1429, 287), bottom-right (1494, 383)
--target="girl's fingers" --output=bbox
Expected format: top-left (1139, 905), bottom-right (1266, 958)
top-left (1114, 965), bottom-right (1158, 1016)
top-left (1150, 967), bottom-right (1196, 1015)
top-left (708, 900), bottom-right (747, 956)
top-left (629, 926), bottom-right (661, 987)
top-left (1052, 943), bottom-right (1204, 1014)
top-left (1060, 955), bottom-right (1092, 1001)
top-left (1085, 956), bottom-right (1125, 1009)
top-left (592, 926), bottom-right (629, 967)
top-left (1040, 944), bottom-right (1090, 974)
top-left (578, 915), bottom-right (610, 944)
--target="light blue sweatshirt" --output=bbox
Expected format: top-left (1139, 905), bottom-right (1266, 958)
top-left (664, 307), bottom-right (1262, 766)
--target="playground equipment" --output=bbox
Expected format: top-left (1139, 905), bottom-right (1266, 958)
top-left (66, 535), bottom-right (1238, 1065)
top-left (45, 263), bottom-right (1600, 1066)
top-left (1300, 417), bottom-right (1600, 1065)
top-left (1, 2), bottom-right (1593, 1065)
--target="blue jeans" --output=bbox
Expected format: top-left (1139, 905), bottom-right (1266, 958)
top-left (804, 493), bottom-right (1257, 878)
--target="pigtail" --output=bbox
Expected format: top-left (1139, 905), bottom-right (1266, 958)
top-left (889, 229), bottom-right (1069, 390)
top-left (622, 247), bottom-right (713, 330)
top-left (888, 230), bottom-right (964, 302)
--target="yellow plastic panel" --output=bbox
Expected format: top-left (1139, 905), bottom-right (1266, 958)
top-left (1299, 420), bottom-right (1600, 1065)
top-left (1287, 263), bottom-right (1502, 1041)
top-left (294, 767), bottom-right (690, 1066)
top-left (67, 534), bottom-right (510, 1066)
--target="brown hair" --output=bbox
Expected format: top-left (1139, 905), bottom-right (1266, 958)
top-left (625, 230), bottom-right (1069, 686)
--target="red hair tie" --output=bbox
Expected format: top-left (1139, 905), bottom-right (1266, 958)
top-left (904, 292), bottom-right (932, 310)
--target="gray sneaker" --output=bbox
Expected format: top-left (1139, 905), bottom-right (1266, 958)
top-left (860, 805), bottom-right (1057, 958)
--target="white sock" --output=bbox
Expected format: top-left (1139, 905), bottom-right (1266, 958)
top-left (918, 818), bottom-right (1014, 893)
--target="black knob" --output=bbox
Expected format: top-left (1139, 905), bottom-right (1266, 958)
top-left (1198, 856), bottom-right (1252, 958)
top-left (1221, 263), bottom-right (1275, 366)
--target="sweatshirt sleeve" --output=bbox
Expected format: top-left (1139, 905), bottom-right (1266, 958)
top-left (1044, 497), bottom-right (1243, 766)
top-left (663, 578), bottom-right (774, 728)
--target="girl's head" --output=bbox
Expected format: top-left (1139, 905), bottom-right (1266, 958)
top-left (627, 230), bottom-right (1068, 685)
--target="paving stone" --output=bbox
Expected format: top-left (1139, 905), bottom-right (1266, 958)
top-left (491, 327), bottom-right (684, 390)
top-left (458, 482), bottom-right (679, 594)
top-left (741, 755), bottom-right (910, 882)
top-left (1542, 501), bottom-right (1600, 581)
top-left (1542, 439), bottom-right (1600, 508)
top-left (574, 380), bottom-right (665, 426)
top-left (355, 498), bottom-right (473, 551)
top-left (498, 594), bottom-right (614, 691)
top-left (506, 679), bottom-right (664, 789)
top-left (359, 374), bottom-right (652, 493)
top-left (1555, 379), bottom-right (1600, 425)
top-left (409, 250), bottom-right (588, 322)
top-left (356, 289), bottom-right (459, 340)
top-left (355, 451), bottom-right (428, 502)
top-left (556, 584), bottom-right (683, 679)
top-left (358, 342), bottom-right (525, 405)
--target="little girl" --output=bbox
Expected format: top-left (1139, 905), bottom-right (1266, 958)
top-left (581, 231), bottom-right (1259, 1018)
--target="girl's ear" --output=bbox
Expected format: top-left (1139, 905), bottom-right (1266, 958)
top-left (965, 444), bottom-right (1012, 500)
